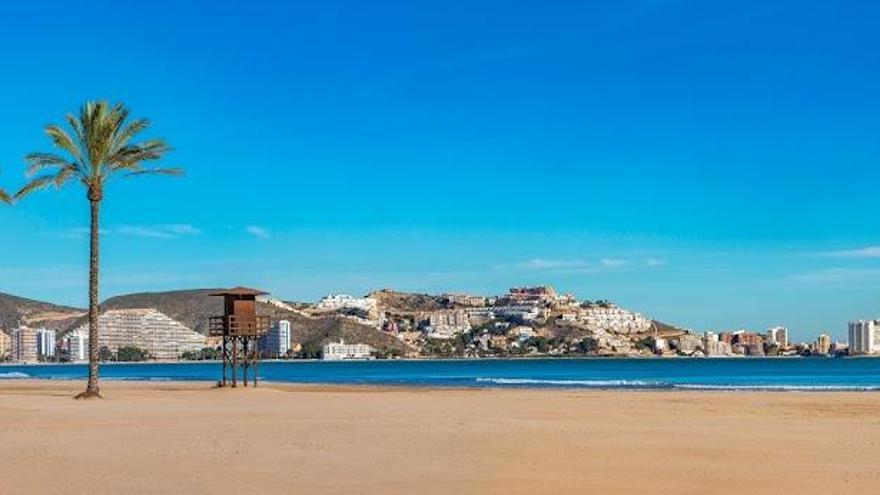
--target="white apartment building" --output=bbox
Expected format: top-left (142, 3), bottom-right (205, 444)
top-left (66, 329), bottom-right (87, 362)
top-left (316, 294), bottom-right (378, 315)
top-left (557, 313), bottom-right (578, 324)
top-left (425, 325), bottom-right (459, 339)
top-left (509, 326), bottom-right (537, 341)
top-left (848, 320), bottom-right (880, 355)
top-left (465, 306), bottom-right (542, 323)
top-left (494, 305), bottom-right (543, 321)
top-left (259, 319), bottom-right (291, 357)
top-left (420, 310), bottom-right (471, 339)
top-left (443, 293), bottom-right (487, 307)
top-left (579, 305), bottom-right (651, 334)
top-left (322, 340), bottom-right (373, 361)
top-left (766, 326), bottom-right (789, 347)
top-left (36, 328), bottom-right (56, 358)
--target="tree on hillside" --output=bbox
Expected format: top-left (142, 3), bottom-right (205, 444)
top-left (15, 101), bottom-right (181, 399)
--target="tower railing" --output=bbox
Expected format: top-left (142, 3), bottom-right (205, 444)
top-left (208, 315), bottom-right (271, 336)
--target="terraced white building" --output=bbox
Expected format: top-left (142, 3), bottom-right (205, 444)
top-left (71, 309), bottom-right (206, 360)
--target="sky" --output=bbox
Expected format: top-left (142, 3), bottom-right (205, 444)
top-left (0, 1), bottom-right (879, 341)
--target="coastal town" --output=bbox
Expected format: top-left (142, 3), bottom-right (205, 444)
top-left (0, 285), bottom-right (874, 363)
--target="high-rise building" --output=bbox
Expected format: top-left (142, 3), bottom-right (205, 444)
top-left (419, 309), bottom-right (472, 339)
top-left (816, 334), bottom-right (831, 355)
top-left (65, 329), bottom-right (87, 362)
top-left (36, 328), bottom-right (56, 357)
top-left (766, 326), bottom-right (789, 347)
top-left (0, 330), bottom-right (11, 359)
top-left (69, 309), bottom-right (206, 360)
top-left (704, 332), bottom-right (732, 357)
top-left (11, 326), bottom-right (38, 363)
top-left (848, 320), bottom-right (880, 355)
top-left (259, 319), bottom-right (291, 357)
top-left (731, 331), bottom-right (762, 346)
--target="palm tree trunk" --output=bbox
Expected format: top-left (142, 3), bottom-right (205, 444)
top-left (76, 197), bottom-right (102, 399)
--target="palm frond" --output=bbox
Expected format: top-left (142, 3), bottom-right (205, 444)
top-left (0, 188), bottom-right (11, 204)
top-left (123, 167), bottom-right (184, 178)
top-left (14, 174), bottom-right (57, 199)
top-left (45, 124), bottom-right (83, 164)
top-left (110, 118), bottom-right (149, 155)
top-left (65, 113), bottom-right (85, 145)
top-left (108, 140), bottom-right (172, 170)
top-left (24, 152), bottom-right (79, 175)
top-left (54, 165), bottom-right (79, 188)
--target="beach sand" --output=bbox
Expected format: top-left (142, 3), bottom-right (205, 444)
top-left (1, 380), bottom-right (879, 494)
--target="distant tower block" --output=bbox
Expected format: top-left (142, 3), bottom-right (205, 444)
top-left (209, 287), bottom-right (271, 387)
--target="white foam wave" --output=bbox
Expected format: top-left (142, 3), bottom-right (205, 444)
top-left (475, 378), bottom-right (880, 391)
top-left (674, 384), bottom-right (880, 391)
top-left (476, 378), bottom-right (662, 387)
top-left (0, 372), bottom-right (31, 379)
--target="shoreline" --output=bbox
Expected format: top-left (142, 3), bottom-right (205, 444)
top-left (1, 377), bottom-right (879, 393)
top-left (3, 377), bottom-right (880, 393)
top-left (5, 358), bottom-right (880, 392)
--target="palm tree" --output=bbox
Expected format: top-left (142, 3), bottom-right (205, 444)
top-left (16, 101), bottom-right (181, 398)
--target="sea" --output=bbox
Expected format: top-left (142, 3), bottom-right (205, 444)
top-left (3, 358), bottom-right (880, 391)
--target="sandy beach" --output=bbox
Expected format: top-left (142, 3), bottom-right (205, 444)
top-left (1, 381), bottom-right (879, 494)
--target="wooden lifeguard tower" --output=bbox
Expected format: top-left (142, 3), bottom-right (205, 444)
top-left (209, 287), bottom-right (271, 387)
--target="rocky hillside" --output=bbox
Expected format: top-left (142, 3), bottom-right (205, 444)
top-left (649, 320), bottom-right (689, 338)
top-left (0, 292), bottom-right (85, 331)
top-left (368, 289), bottom-right (451, 314)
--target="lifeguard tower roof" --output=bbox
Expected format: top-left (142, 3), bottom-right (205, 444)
top-left (209, 287), bottom-right (269, 297)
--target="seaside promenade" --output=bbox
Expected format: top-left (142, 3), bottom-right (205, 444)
top-left (2, 380), bottom-right (879, 494)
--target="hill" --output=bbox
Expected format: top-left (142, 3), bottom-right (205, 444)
top-left (61, 288), bottom-right (225, 336)
top-left (0, 292), bottom-right (85, 331)
top-left (259, 306), bottom-right (410, 356)
top-left (61, 288), bottom-right (410, 355)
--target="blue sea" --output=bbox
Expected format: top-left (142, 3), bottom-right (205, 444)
top-left (3, 358), bottom-right (880, 391)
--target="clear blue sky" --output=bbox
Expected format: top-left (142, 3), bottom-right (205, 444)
top-left (1, 0), bottom-right (878, 341)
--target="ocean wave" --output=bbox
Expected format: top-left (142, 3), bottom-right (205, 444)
top-left (474, 378), bottom-right (880, 391)
top-left (0, 372), bottom-right (31, 379)
top-left (673, 384), bottom-right (880, 391)
top-left (475, 378), bottom-right (667, 388)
